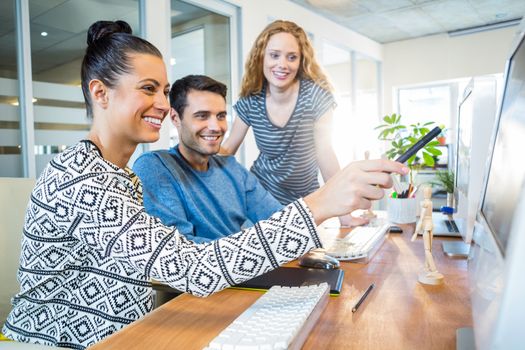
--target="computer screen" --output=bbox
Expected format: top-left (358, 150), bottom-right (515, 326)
top-left (469, 28), bottom-right (525, 350)
top-left (479, 36), bottom-right (525, 255)
top-left (453, 76), bottom-right (498, 243)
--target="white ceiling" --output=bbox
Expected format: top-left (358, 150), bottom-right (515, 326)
top-left (290, 0), bottom-right (525, 43)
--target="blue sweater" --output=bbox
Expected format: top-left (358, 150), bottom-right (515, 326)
top-left (133, 146), bottom-right (283, 243)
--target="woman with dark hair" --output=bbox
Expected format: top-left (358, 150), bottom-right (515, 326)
top-left (2, 20), bottom-right (407, 349)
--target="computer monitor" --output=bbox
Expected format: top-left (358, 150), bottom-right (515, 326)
top-left (468, 28), bottom-right (525, 350)
top-left (453, 75), bottom-right (499, 244)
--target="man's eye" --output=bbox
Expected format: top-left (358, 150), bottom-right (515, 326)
top-left (218, 114), bottom-right (227, 120)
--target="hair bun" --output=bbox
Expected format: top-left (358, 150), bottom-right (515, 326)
top-left (87, 20), bottom-right (132, 46)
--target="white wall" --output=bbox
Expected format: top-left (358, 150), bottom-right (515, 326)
top-left (383, 26), bottom-right (517, 115)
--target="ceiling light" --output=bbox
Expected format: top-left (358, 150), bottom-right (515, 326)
top-left (448, 18), bottom-right (522, 37)
top-left (170, 58), bottom-right (176, 65)
top-left (41, 31), bottom-right (48, 37)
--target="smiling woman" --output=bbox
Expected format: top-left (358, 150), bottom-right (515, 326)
top-left (220, 20), bottom-right (367, 227)
top-left (80, 21), bottom-right (170, 169)
top-left (1, 21), bottom-right (175, 348)
top-left (1, 19), bottom-right (408, 350)
top-left (87, 53), bottom-right (170, 165)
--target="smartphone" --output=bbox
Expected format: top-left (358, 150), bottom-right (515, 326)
top-left (395, 126), bottom-right (441, 163)
top-left (389, 226), bottom-right (403, 234)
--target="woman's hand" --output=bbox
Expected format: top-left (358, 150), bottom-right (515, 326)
top-left (220, 117), bottom-right (250, 155)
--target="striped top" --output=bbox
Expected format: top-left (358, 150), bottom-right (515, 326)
top-left (2, 140), bottom-right (321, 349)
top-left (234, 79), bottom-right (336, 204)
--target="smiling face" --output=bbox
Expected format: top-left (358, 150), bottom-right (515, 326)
top-left (172, 89), bottom-right (227, 170)
top-left (263, 32), bottom-right (301, 91)
top-left (105, 53), bottom-right (170, 145)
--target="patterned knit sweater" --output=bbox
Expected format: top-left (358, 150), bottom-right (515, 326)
top-left (2, 140), bottom-right (321, 349)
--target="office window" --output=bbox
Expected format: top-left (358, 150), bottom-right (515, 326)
top-left (398, 84), bottom-right (452, 128)
top-left (354, 53), bottom-right (380, 162)
top-left (0, 0), bottom-right (22, 177)
top-left (396, 82), bottom-right (463, 168)
top-left (321, 41), bottom-right (381, 167)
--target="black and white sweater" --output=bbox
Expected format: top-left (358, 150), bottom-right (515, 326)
top-left (3, 140), bottom-right (321, 349)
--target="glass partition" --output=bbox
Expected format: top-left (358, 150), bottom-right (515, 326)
top-left (0, 0), bottom-right (22, 177)
top-left (170, 0), bottom-right (232, 146)
top-left (29, 0), bottom-right (140, 175)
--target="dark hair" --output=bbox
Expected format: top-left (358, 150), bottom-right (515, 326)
top-left (81, 20), bottom-right (162, 118)
top-left (169, 75), bottom-right (227, 118)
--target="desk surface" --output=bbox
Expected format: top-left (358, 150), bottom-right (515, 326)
top-left (90, 225), bottom-right (472, 350)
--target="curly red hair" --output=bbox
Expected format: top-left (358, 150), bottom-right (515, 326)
top-left (239, 20), bottom-right (333, 97)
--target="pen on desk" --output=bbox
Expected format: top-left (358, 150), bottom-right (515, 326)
top-left (352, 283), bottom-right (375, 313)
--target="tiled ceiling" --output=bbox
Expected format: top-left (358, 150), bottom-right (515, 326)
top-left (290, 0), bottom-right (525, 43)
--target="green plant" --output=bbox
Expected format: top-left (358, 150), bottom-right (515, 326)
top-left (375, 113), bottom-right (443, 170)
top-left (431, 170), bottom-right (455, 193)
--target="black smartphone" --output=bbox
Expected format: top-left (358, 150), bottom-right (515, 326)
top-left (389, 226), bottom-right (403, 234)
top-left (395, 126), bottom-right (442, 163)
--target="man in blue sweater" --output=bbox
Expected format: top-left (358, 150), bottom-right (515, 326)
top-left (133, 75), bottom-right (283, 243)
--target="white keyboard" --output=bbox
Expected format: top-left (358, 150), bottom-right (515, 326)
top-left (325, 222), bottom-right (391, 263)
top-left (204, 283), bottom-right (329, 350)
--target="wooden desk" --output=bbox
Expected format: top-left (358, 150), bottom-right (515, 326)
top-left (90, 226), bottom-right (472, 349)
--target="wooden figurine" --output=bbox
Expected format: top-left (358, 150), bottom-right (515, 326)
top-left (411, 185), bottom-right (444, 285)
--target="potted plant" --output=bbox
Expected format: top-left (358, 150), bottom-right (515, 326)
top-left (431, 169), bottom-right (455, 207)
top-left (437, 128), bottom-right (448, 145)
top-left (375, 113), bottom-right (443, 181)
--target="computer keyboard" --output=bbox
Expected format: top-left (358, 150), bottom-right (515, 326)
top-left (204, 283), bottom-right (329, 350)
top-left (445, 219), bottom-right (459, 233)
top-left (325, 222), bottom-right (391, 263)
top-left (430, 213), bottom-right (461, 237)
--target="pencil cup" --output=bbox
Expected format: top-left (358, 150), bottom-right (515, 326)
top-left (387, 197), bottom-right (417, 224)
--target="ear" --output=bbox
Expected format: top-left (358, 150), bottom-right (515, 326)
top-left (89, 79), bottom-right (109, 109)
top-left (171, 108), bottom-right (182, 127)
